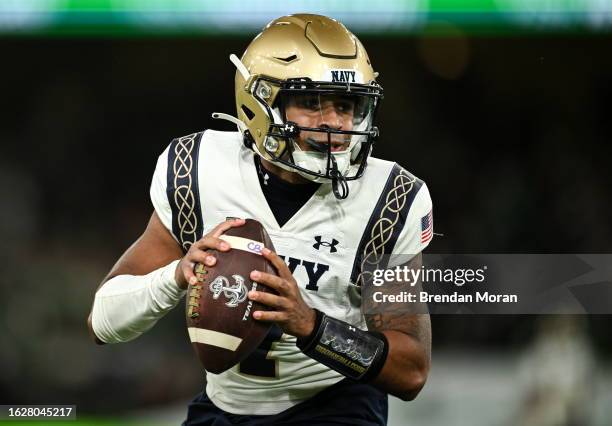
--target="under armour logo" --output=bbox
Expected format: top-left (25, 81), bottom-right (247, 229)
top-left (283, 121), bottom-right (299, 137)
top-left (313, 236), bottom-right (339, 253)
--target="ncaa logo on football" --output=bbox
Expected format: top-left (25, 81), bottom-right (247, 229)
top-left (209, 275), bottom-right (248, 308)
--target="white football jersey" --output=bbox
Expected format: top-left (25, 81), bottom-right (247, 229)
top-left (149, 130), bottom-right (433, 415)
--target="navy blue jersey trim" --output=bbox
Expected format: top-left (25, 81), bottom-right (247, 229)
top-left (166, 131), bottom-right (205, 252)
top-left (350, 163), bottom-right (423, 285)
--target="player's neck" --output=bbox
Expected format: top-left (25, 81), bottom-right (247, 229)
top-left (260, 158), bottom-right (311, 184)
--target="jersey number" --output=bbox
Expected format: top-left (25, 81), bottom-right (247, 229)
top-left (239, 325), bottom-right (283, 378)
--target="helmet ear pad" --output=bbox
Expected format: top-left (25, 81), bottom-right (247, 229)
top-left (236, 81), bottom-right (287, 161)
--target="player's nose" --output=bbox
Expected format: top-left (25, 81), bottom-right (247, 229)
top-left (317, 105), bottom-right (344, 130)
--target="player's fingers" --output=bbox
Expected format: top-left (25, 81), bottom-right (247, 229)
top-left (248, 291), bottom-right (288, 309)
top-left (252, 310), bottom-right (286, 322)
top-left (192, 219), bottom-right (244, 251)
top-left (261, 248), bottom-right (293, 279)
top-left (195, 235), bottom-right (230, 252)
top-left (250, 271), bottom-right (289, 293)
top-left (181, 261), bottom-right (198, 286)
top-left (211, 217), bottom-right (245, 238)
top-left (186, 250), bottom-right (216, 267)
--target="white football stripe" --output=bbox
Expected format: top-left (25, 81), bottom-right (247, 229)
top-left (219, 235), bottom-right (264, 255)
top-left (188, 327), bottom-right (243, 351)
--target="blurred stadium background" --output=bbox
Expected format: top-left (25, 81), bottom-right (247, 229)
top-left (1, 1), bottom-right (611, 425)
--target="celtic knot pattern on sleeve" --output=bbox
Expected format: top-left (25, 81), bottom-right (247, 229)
top-left (167, 132), bottom-right (204, 252)
top-left (356, 169), bottom-right (415, 287)
top-left (173, 133), bottom-right (199, 251)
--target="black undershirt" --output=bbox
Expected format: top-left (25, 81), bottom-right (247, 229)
top-left (254, 156), bottom-right (320, 227)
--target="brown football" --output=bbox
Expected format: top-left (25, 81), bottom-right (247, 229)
top-left (185, 219), bottom-right (277, 374)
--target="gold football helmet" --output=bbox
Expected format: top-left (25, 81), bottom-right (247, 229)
top-left (213, 13), bottom-right (383, 199)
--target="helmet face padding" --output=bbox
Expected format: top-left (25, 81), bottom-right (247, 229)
top-left (233, 14), bottom-right (383, 196)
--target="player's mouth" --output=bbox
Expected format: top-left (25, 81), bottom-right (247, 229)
top-left (306, 139), bottom-right (349, 152)
top-left (329, 142), bottom-right (348, 152)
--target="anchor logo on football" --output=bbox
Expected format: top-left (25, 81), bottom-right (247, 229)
top-left (209, 275), bottom-right (248, 308)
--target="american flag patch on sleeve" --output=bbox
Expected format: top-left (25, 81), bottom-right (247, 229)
top-left (421, 210), bottom-right (433, 244)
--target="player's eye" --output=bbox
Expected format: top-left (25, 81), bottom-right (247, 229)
top-left (335, 101), bottom-right (354, 113)
top-left (297, 96), bottom-right (320, 110)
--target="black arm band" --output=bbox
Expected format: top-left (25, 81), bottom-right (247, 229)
top-left (296, 310), bottom-right (389, 382)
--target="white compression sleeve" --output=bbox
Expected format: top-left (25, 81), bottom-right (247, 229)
top-left (91, 260), bottom-right (185, 344)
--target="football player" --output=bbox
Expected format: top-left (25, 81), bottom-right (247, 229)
top-left (88, 13), bottom-right (433, 425)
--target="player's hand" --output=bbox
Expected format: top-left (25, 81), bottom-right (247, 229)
top-left (248, 248), bottom-right (316, 338)
top-left (174, 218), bottom-right (246, 290)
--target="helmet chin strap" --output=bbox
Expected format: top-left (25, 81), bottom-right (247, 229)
top-left (329, 154), bottom-right (349, 199)
top-left (211, 112), bottom-right (248, 133)
top-left (211, 112), bottom-right (287, 166)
